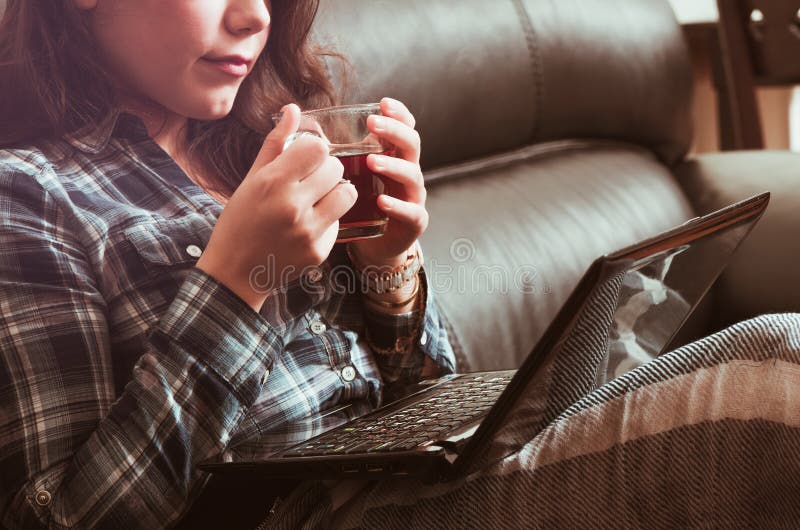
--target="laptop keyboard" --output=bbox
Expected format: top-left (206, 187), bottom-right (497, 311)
top-left (283, 374), bottom-right (513, 457)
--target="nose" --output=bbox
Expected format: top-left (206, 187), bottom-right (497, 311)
top-left (225, 0), bottom-right (270, 36)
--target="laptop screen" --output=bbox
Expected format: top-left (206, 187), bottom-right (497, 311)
top-left (601, 198), bottom-right (766, 385)
top-left (600, 244), bottom-right (696, 385)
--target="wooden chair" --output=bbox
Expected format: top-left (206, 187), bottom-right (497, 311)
top-left (715, 0), bottom-right (800, 149)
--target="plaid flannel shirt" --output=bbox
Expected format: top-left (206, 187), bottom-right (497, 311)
top-left (0, 113), bottom-right (455, 529)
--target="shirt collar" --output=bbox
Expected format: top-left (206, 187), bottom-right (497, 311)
top-left (64, 111), bottom-right (150, 154)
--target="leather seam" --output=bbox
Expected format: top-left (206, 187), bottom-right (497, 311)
top-left (511, 0), bottom-right (543, 141)
top-left (424, 139), bottom-right (656, 186)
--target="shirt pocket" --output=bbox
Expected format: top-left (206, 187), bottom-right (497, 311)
top-left (120, 215), bottom-right (213, 289)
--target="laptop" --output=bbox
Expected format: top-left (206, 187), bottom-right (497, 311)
top-left (199, 192), bottom-right (770, 482)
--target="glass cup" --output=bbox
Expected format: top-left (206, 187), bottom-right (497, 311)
top-left (272, 103), bottom-right (392, 243)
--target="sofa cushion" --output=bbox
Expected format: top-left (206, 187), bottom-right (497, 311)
top-left (421, 141), bottom-right (694, 370)
top-left (313, 0), bottom-right (693, 170)
top-left (677, 151), bottom-right (800, 329)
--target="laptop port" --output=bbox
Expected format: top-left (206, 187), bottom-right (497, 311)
top-left (341, 464), bottom-right (360, 474)
top-left (365, 464), bottom-right (384, 473)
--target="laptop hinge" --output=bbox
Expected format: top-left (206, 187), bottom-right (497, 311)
top-left (433, 421), bottom-right (482, 455)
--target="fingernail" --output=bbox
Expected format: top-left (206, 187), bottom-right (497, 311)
top-left (372, 116), bottom-right (386, 131)
top-left (278, 103), bottom-right (298, 121)
top-left (371, 156), bottom-right (385, 172)
top-left (380, 195), bottom-right (394, 210)
top-left (274, 107), bottom-right (288, 124)
top-left (382, 97), bottom-right (396, 111)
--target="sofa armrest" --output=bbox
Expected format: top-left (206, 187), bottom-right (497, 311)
top-left (676, 151), bottom-right (800, 328)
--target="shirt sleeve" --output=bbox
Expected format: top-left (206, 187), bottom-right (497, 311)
top-left (0, 170), bottom-right (282, 529)
top-left (360, 265), bottom-right (457, 386)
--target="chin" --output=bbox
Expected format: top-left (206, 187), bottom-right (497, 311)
top-left (195, 102), bottom-right (236, 120)
top-left (182, 90), bottom-right (240, 121)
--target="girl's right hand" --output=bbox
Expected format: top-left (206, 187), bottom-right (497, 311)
top-left (196, 104), bottom-right (357, 311)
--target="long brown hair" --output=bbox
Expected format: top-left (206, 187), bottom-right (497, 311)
top-left (0, 0), bottom-right (339, 197)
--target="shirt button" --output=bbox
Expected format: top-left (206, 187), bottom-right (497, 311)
top-left (309, 320), bottom-right (327, 335)
top-left (420, 331), bottom-right (428, 346)
top-left (186, 245), bottom-right (203, 258)
top-left (35, 490), bottom-right (52, 506)
top-left (306, 268), bottom-right (323, 283)
top-left (260, 369), bottom-right (270, 385)
top-left (341, 366), bottom-right (357, 382)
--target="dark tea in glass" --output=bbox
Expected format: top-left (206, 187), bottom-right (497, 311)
top-left (334, 145), bottom-right (389, 242)
top-left (273, 103), bottom-right (391, 242)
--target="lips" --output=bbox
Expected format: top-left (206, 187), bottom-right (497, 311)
top-left (201, 55), bottom-right (253, 77)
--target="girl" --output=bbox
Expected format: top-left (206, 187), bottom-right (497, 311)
top-left (0, 0), bottom-right (454, 527)
top-left (4, 1), bottom-right (800, 529)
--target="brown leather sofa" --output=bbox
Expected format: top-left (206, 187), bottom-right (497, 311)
top-left (313, 0), bottom-right (800, 371)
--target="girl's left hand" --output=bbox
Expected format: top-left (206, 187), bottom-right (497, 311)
top-left (348, 97), bottom-right (427, 267)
